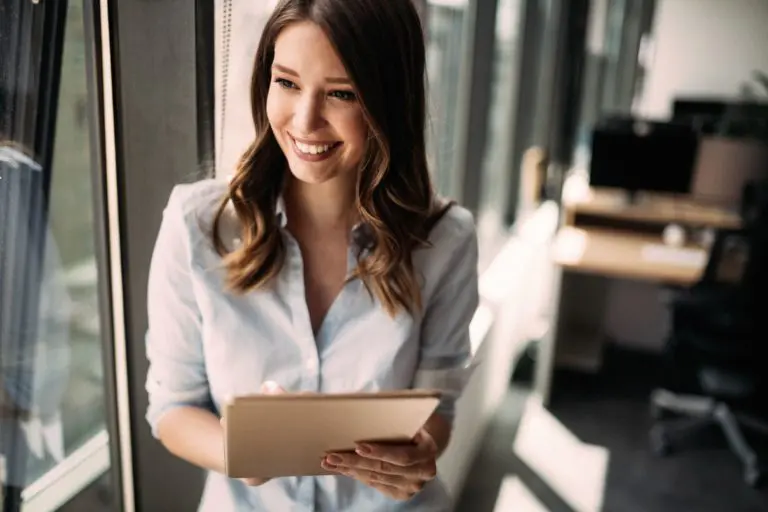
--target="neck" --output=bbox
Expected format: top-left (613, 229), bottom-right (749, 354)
top-left (283, 175), bottom-right (358, 235)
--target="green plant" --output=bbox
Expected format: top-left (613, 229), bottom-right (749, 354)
top-left (727, 71), bottom-right (768, 140)
top-left (720, 70), bottom-right (768, 144)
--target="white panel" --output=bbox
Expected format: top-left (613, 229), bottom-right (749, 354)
top-left (637, 0), bottom-right (768, 118)
top-left (214, 1), bottom-right (279, 177)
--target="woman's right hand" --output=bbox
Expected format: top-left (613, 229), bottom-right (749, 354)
top-left (222, 381), bottom-right (286, 487)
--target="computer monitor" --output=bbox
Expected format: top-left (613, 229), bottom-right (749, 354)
top-left (672, 98), bottom-right (768, 135)
top-left (589, 120), bottom-right (699, 200)
top-left (672, 98), bottom-right (731, 122)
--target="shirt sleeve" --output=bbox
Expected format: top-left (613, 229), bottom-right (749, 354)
top-left (145, 188), bottom-right (212, 439)
top-left (413, 213), bottom-right (479, 424)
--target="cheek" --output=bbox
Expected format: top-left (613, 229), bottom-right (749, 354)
top-left (339, 112), bottom-right (368, 153)
top-left (266, 91), bottom-right (287, 135)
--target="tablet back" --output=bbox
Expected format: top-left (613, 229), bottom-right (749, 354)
top-left (223, 391), bottom-right (440, 479)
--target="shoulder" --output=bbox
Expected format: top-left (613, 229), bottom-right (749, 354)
top-left (427, 203), bottom-right (477, 252)
top-left (161, 178), bottom-right (230, 251)
top-left (414, 204), bottom-right (477, 281)
top-left (165, 178), bottom-right (229, 222)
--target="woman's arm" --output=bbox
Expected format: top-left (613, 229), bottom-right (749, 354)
top-left (157, 407), bottom-right (226, 473)
top-left (413, 209), bottom-right (479, 433)
top-left (157, 385), bottom-right (277, 486)
top-left (145, 188), bottom-right (233, 477)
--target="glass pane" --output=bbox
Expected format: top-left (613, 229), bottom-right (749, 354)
top-left (425, 0), bottom-right (470, 196)
top-left (48, 0), bottom-right (106, 460)
top-left (1, 0), bottom-right (109, 506)
top-left (477, 0), bottom-right (524, 259)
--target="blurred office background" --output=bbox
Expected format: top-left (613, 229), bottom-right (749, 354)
top-left (1, 0), bottom-right (767, 510)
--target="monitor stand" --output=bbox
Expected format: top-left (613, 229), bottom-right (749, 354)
top-left (613, 189), bottom-right (644, 208)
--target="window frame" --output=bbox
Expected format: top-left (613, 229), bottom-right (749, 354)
top-left (453, 0), bottom-right (499, 215)
top-left (1, 0), bottom-right (131, 511)
top-left (109, 0), bottom-right (214, 510)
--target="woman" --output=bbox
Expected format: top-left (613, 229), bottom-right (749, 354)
top-left (145, 0), bottom-right (479, 510)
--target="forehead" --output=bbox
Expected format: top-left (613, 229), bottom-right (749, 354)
top-left (273, 21), bottom-right (348, 77)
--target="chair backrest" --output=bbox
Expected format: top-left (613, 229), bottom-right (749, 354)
top-left (700, 178), bottom-right (768, 309)
top-left (700, 228), bottom-right (750, 286)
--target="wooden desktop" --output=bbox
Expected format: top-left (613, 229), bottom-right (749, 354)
top-left (555, 186), bottom-right (740, 285)
top-left (534, 179), bottom-right (741, 405)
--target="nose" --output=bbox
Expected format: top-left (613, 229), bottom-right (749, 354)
top-left (292, 92), bottom-right (325, 135)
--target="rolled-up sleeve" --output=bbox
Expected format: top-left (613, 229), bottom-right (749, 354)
top-left (145, 188), bottom-right (212, 439)
top-left (414, 214), bottom-right (479, 424)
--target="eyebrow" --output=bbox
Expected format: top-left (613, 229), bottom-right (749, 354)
top-left (272, 64), bottom-right (352, 85)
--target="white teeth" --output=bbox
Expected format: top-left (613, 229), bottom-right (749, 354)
top-left (294, 139), bottom-right (333, 155)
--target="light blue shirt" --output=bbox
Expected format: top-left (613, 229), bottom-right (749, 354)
top-left (144, 179), bottom-right (479, 511)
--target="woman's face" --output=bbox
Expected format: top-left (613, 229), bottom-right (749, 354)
top-left (267, 21), bottom-right (367, 186)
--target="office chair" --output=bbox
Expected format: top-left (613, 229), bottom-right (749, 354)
top-left (649, 180), bottom-right (768, 488)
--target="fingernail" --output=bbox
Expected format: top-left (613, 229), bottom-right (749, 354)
top-left (327, 454), bottom-right (342, 464)
top-left (356, 444), bottom-right (371, 455)
top-left (261, 381), bottom-right (282, 394)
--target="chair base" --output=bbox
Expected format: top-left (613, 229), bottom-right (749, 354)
top-left (650, 388), bottom-right (766, 488)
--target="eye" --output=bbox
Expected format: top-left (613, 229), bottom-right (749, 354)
top-left (329, 90), bottom-right (356, 102)
top-left (274, 78), bottom-right (297, 90)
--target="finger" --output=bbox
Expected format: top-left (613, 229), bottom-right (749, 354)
top-left (326, 453), bottom-right (435, 481)
top-left (261, 381), bottom-right (285, 394)
top-left (323, 462), bottom-right (424, 499)
top-left (413, 428), bottom-right (439, 455)
top-left (240, 477), bottom-right (271, 487)
top-left (355, 440), bottom-right (433, 467)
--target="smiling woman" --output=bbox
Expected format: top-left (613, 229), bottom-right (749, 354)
top-left (210, 0), bottom-right (451, 317)
top-left (266, 22), bottom-right (367, 186)
top-left (145, 0), bottom-right (479, 511)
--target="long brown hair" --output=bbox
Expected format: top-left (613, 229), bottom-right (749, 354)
top-left (212, 0), bottom-right (451, 316)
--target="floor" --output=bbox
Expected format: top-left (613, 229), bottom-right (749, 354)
top-left (456, 346), bottom-right (768, 512)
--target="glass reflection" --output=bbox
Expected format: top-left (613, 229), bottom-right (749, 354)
top-left (0, 0), bottom-right (108, 506)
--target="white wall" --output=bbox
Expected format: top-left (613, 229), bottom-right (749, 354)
top-left (636, 0), bottom-right (768, 118)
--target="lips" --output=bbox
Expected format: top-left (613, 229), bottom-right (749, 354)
top-left (289, 134), bottom-right (341, 162)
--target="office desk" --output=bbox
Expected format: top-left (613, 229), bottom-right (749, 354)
top-left (562, 188), bottom-right (741, 230)
top-left (553, 226), bottom-right (706, 286)
top-left (534, 185), bottom-right (740, 405)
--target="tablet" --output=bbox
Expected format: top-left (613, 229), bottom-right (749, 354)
top-left (222, 390), bottom-right (441, 479)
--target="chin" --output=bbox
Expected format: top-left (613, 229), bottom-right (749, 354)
top-left (286, 164), bottom-right (340, 185)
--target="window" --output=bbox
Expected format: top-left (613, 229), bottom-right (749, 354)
top-left (572, 0), bottom-right (653, 171)
top-left (424, 0), bottom-right (471, 197)
top-left (1, 0), bottom-right (114, 509)
top-left (476, 0), bottom-right (525, 261)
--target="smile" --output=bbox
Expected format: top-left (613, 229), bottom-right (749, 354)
top-left (290, 135), bottom-right (341, 162)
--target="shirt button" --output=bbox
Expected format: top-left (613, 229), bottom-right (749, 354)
top-left (305, 358), bottom-right (317, 371)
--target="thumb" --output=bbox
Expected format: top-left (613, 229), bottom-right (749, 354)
top-left (261, 381), bottom-right (285, 395)
top-left (415, 428), bottom-right (438, 455)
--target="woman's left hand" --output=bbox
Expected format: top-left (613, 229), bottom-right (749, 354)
top-left (321, 429), bottom-right (438, 501)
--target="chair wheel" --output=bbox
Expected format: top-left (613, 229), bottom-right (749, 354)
top-left (650, 426), bottom-right (672, 457)
top-left (745, 464), bottom-right (764, 488)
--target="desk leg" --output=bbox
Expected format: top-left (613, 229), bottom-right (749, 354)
top-left (533, 269), bottom-right (611, 406)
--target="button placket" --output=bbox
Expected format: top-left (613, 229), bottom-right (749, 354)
top-left (283, 232), bottom-right (321, 392)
